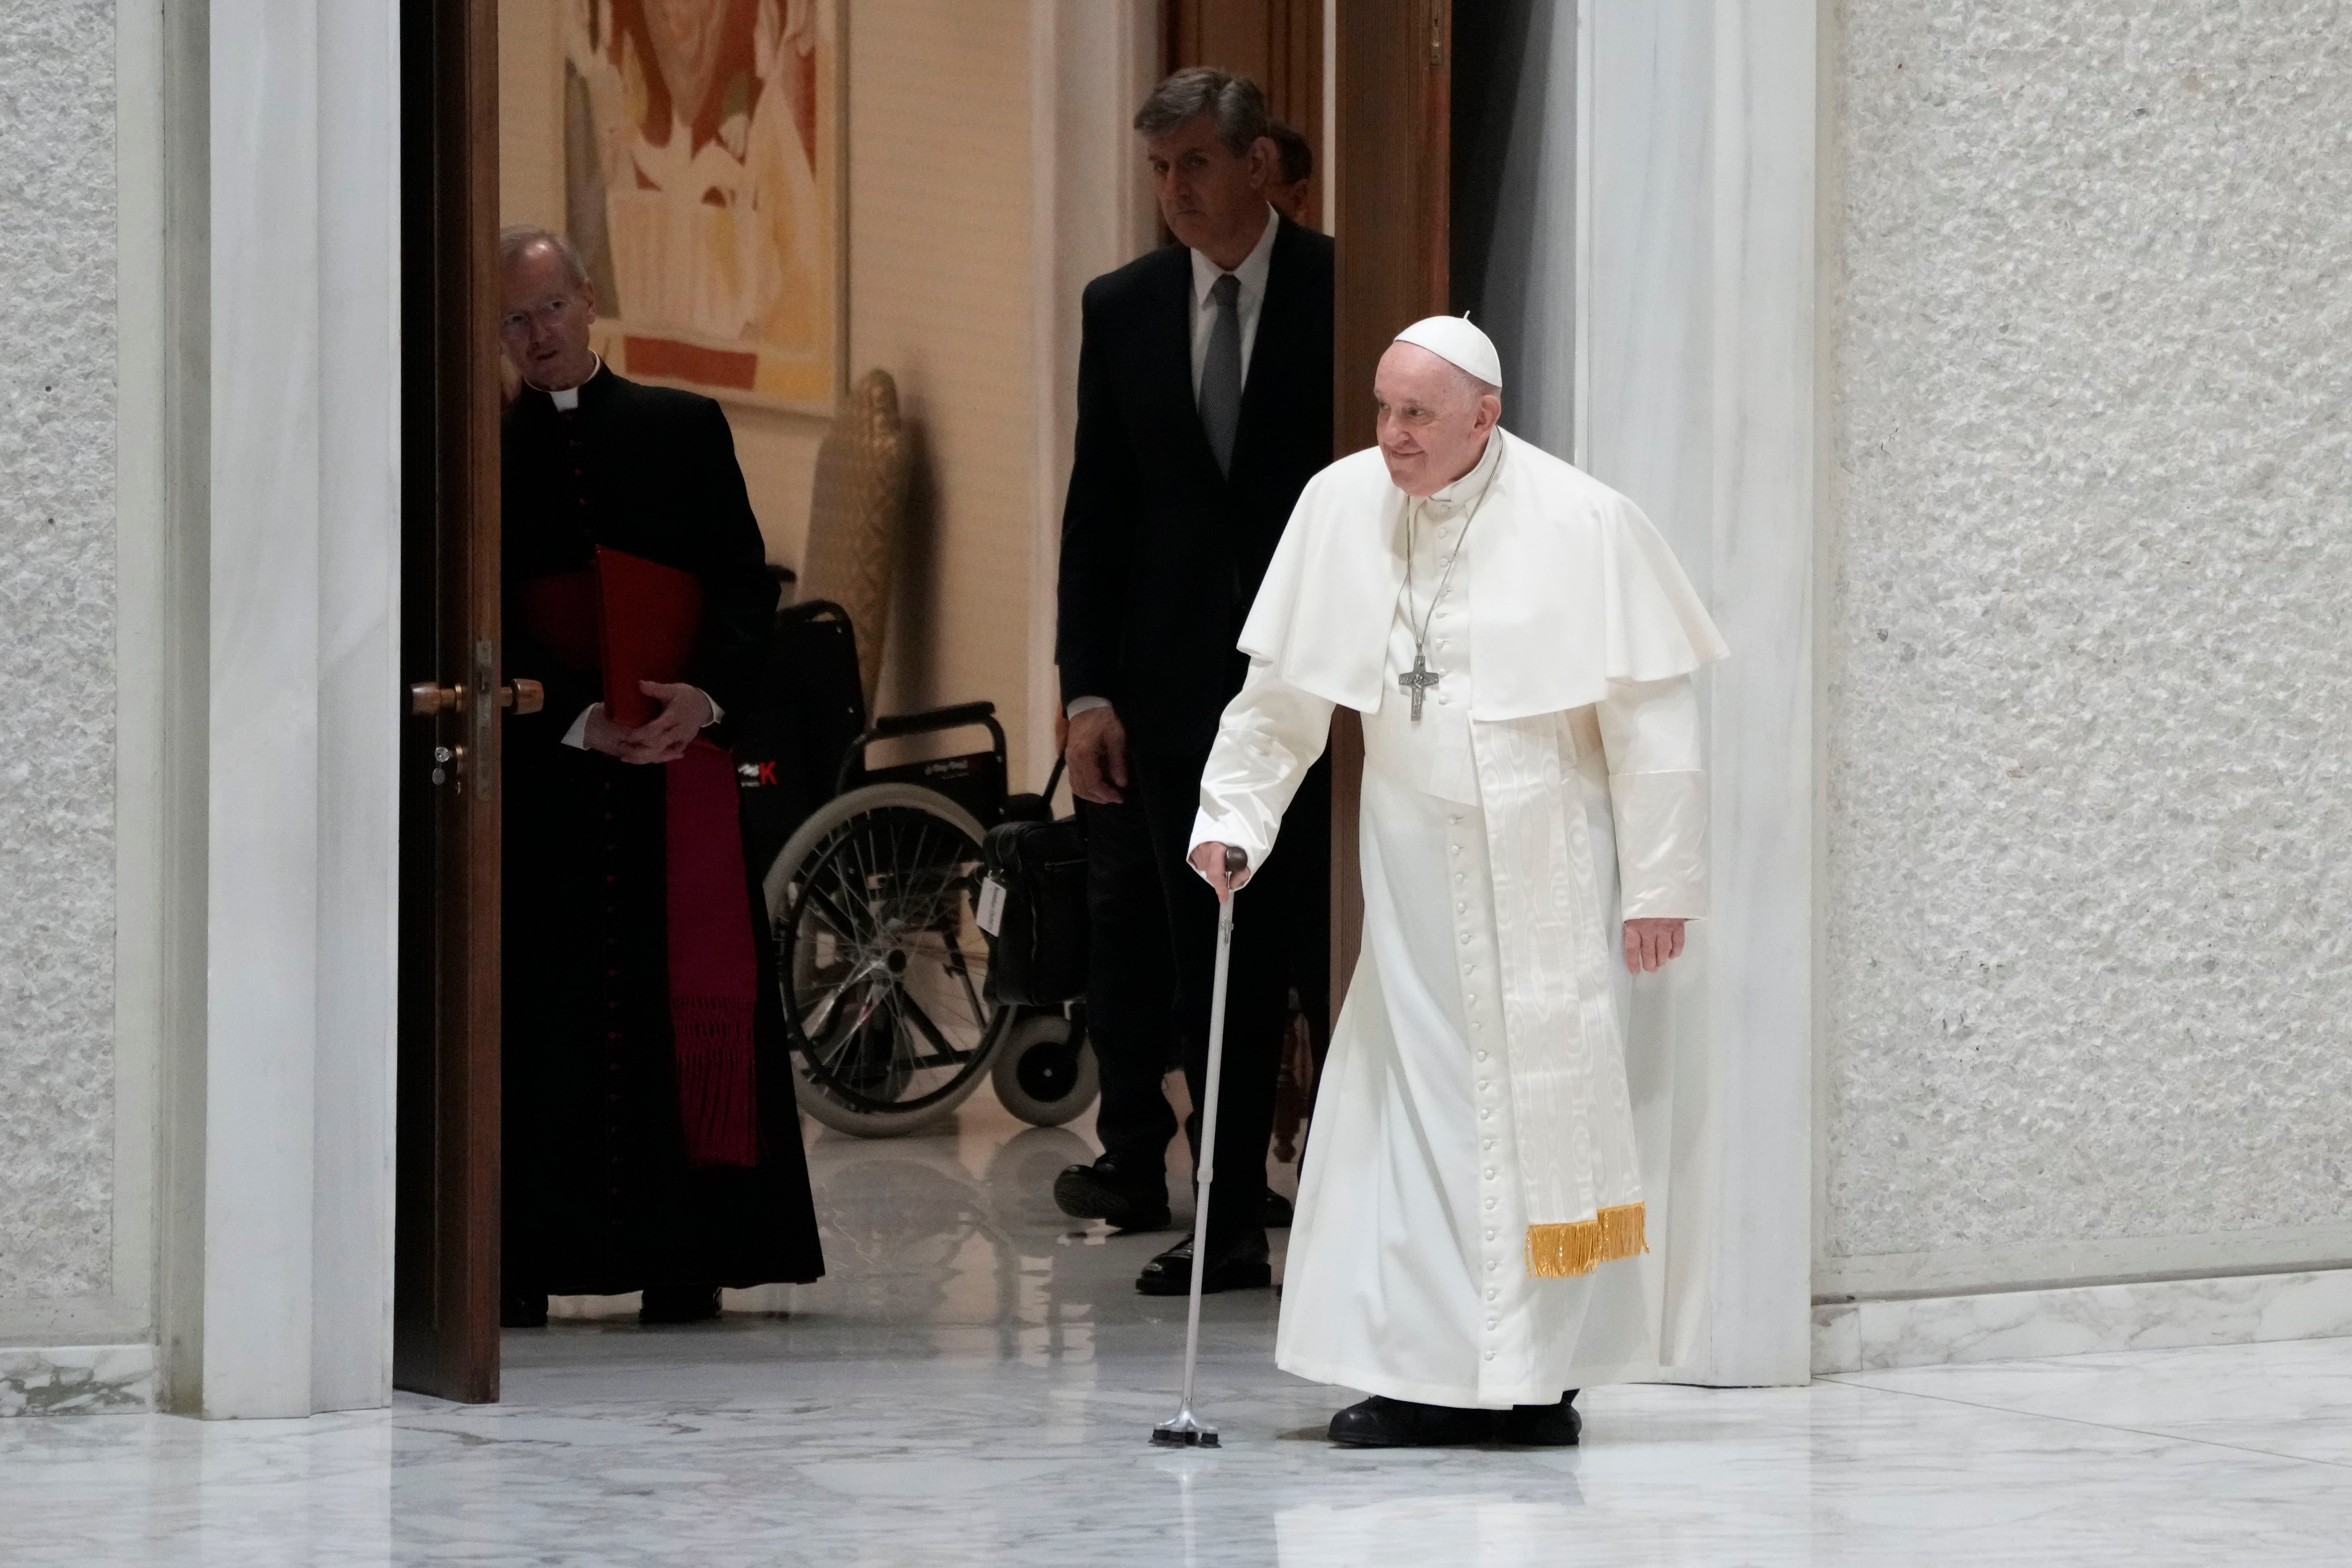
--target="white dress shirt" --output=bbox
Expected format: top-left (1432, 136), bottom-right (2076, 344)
top-left (1186, 203), bottom-right (1280, 397)
top-left (1067, 206), bottom-right (1282, 723)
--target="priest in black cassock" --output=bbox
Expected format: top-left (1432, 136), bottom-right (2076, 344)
top-left (496, 225), bottom-right (822, 1327)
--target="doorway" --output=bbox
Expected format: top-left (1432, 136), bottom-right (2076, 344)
top-left (386, 0), bottom-right (1461, 1406)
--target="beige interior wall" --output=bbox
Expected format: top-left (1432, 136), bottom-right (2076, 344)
top-left (497, 0), bottom-right (1043, 775)
top-left (842, 0), bottom-right (1037, 763)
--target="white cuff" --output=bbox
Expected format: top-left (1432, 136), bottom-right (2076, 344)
top-left (1065, 695), bottom-right (1112, 720)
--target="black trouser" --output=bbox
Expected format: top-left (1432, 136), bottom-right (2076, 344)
top-left (1079, 793), bottom-right (1179, 1174)
top-left (1131, 741), bottom-right (1331, 1255)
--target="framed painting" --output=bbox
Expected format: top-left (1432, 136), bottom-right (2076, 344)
top-left (561, 0), bottom-right (844, 413)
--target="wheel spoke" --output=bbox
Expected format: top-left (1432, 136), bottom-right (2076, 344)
top-left (892, 984), bottom-right (976, 1067)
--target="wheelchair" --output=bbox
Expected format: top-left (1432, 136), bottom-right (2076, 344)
top-left (734, 599), bottom-right (1096, 1138)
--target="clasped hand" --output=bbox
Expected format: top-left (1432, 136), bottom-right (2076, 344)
top-left (583, 680), bottom-right (711, 765)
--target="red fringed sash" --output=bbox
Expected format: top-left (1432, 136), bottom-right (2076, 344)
top-left (518, 565), bottom-right (762, 1168)
top-left (663, 738), bottom-right (761, 1167)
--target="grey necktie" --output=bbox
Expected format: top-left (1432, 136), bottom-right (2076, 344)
top-left (1199, 272), bottom-right (1242, 475)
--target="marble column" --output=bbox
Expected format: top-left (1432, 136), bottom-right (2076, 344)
top-left (1582, 0), bottom-right (1816, 1386)
top-left (171, 0), bottom-right (402, 1419)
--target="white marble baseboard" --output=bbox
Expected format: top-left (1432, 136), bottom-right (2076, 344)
top-left (1813, 1267), bottom-right (2352, 1374)
top-left (0, 1345), bottom-right (156, 1416)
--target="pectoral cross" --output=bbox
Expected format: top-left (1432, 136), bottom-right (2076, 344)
top-left (1398, 653), bottom-right (1442, 722)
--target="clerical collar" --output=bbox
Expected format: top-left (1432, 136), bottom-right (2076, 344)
top-left (1422, 429), bottom-right (1504, 515)
top-left (534, 354), bottom-right (605, 412)
top-left (1189, 205), bottom-right (1279, 311)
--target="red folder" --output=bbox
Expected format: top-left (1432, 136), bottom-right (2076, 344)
top-left (594, 546), bottom-right (704, 727)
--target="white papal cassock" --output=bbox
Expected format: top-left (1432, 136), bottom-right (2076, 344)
top-left (1189, 429), bottom-right (1726, 1408)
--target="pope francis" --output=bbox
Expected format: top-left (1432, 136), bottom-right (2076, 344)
top-left (1186, 316), bottom-right (1727, 1448)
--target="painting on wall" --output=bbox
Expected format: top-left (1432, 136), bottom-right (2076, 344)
top-left (562, 0), bottom-right (843, 413)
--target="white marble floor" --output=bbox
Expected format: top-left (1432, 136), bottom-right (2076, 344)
top-left (7, 1089), bottom-right (2352, 1567)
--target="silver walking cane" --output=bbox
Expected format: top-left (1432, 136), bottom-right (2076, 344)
top-left (1152, 843), bottom-right (1249, 1449)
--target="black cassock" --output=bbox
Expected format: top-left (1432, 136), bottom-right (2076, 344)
top-left (501, 364), bottom-right (823, 1301)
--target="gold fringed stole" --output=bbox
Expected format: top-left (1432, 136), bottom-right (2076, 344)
top-left (1525, 1202), bottom-right (1648, 1279)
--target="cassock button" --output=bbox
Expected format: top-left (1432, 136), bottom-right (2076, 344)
top-left (1476, 1051), bottom-right (1489, 1062)
top-left (1484, 1168), bottom-right (1497, 1180)
top-left (1485, 1197), bottom-right (1497, 1210)
top-left (1486, 1260), bottom-right (1498, 1273)
top-left (1447, 815), bottom-right (1462, 827)
top-left (1459, 933), bottom-right (1470, 946)
top-left (1486, 1318), bottom-right (1499, 1330)
top-left (1485, 1230), bottom-right (1496, 1242)
top-left (1479, 1109), bottom-right (1492, 1121)
top-left (1484, 1351), bottom-right (1496, 1361)
top-left (1458, 903), bottom-right (1468, 915)
top-left (1451, 845), bottom-right (1462, 858)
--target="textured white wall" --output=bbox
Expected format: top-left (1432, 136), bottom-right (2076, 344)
top-left (1825, 2), bottom-right (2352, 1292)
top-left (0, 1), bottom-right (117, 1303)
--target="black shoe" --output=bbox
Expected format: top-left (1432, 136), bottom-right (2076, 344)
top-left (1263, 1190), bottom-right (1295, 1227)
top-left (1054, 1154), bottom-right (1173, 1231)
top-left (1135, 1230), bottom-right (1272, 1295)
top-left (638, 1283), bottom-right (722, 1324)
top-left (1327, 1395), bottom-right (1500, 1448)
top-left (500, 1294), bottom-right (548, 1329)
top-left (1498, 1390), bottom-right (1581, 1446)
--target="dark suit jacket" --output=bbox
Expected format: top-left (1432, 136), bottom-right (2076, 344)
top-left (501, 364), bottom-right (777, 748)
top-left (1057, 216), bottom-right (1335, 757)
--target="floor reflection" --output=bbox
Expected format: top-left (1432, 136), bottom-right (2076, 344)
top-left (5, 1085), bottom-right (2351, 1566)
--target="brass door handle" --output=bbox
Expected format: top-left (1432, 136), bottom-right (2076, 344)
top-left (411, 679), bottom-right (543, 716)
top-left (411, 682), bottom-right (464, 716)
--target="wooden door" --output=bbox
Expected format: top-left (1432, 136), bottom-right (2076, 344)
top-left (393, 0), bottom-right (505, 1405)
top-left (1327, 0), bottom-right (1452, 1011)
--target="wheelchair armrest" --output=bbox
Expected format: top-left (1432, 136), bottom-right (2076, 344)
top-left (868, 700), bottom-right (996, 740)
top-left (837, 700), bottom-right (1007, 796)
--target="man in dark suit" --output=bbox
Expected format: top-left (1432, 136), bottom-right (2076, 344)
top-left (1055, 70), bottom-right (1334, 1295)
top-left (497, 226), bottom-right (823, 1327)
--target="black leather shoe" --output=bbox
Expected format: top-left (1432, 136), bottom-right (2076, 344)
top-left (1498, 1390), bottom-right (1581, 1446)
top-left (500, 1294), bottom-right (548, 1329)
top-left (1135, 1230), bottom-right (1272, 1295)
top-left (1263, 1189), bottom-right (1295, 1227)
top-left (638, 1283), bottom-right (722, 1324)
top-left (1055, 1154), bottom-right (1172, 1231)
top-left (1327, 1394), bottom-right (1500, 1448)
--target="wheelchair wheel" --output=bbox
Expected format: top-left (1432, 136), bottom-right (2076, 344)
top-left (989, 1011), bottom-right (1100, 1129)
top-left (766, 783), bottom-right (1013, 1137)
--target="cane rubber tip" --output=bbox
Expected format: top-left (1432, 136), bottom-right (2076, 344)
top-left (1150, 1429), bottom-right (1221, 1448)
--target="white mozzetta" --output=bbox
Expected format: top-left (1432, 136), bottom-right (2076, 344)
top-left (1813, 1267), bottom-right (2352, 1375)
top-left (1823, 5), bottom-right (2352, 1285)
top-left (0, 0), bottom-right (118, 1303)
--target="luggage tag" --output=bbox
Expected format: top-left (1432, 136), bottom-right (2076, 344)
top-left (976, 874), bottom-right (1008, 936)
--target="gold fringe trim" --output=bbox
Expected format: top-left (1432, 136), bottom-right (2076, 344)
top-left (1525, 1202), bottom-right (1649, 1279)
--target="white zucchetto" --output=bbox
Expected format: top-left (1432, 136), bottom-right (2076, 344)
top-left (1393, 315), bottom-right (1502, 388)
